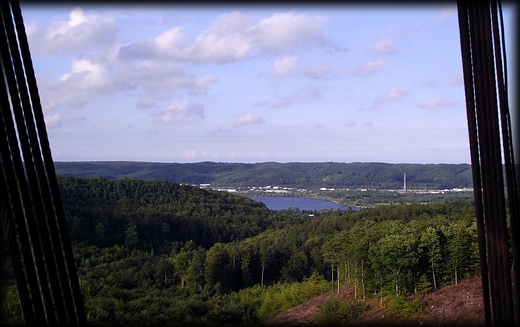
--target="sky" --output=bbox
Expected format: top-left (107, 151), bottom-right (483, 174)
top-left (19, 2), bottom-right (517, 164)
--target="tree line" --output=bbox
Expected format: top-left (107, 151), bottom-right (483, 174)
top-left (54, 161), bottom-right (474, 190)
top-left (1, 177), bottom-right (481, 326)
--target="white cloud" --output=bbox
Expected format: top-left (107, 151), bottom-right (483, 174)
top-left (432, 5), bottom-right (458, 24)
top-left (196, 74), bottom-right (218, 87)
top-left (182, 150), bottom-right (197, 158)
top-left (39, 51), bottom-right (208, 110)
top-left (45, 114), bottom-right (61, 128)
top-left (416, 97), bottom-right (456, 108)
top-left (206, 128), bottom-right (233, 136)
top-left (119, 11), bottom-right (329, 63)
top-left (272, 56), bottom-right (331, 79)
top-left (154, 27), bottom-right (187, 52)
top-left (380, 88), bottom-right (409, 101)
top-left (272, 56), bottom-right (299, 75)
top-left (39, 44), bottom-right (124, 110)
top-left (361, 88), bottom-right (410, 111)
top-left (118, 27), bottom-right (188, 61)
top-left (234, 113), bottom-right (264, 127)
top-left (188, 11), bottom-right (254, 62)
top-left (150, 100), bottom-right (204, 124)
top-left (136, 94), bottom-right (160, 109)
top-left (190, 74), bottom-right (218, 95)
top-left (449, 73), bottom-right (463, 85)
top-left (270, 85), bottom-right (325, 109)
top-left (300, 64), bottom-right (331, 79)
top-left (270, 94), bottom-right (298, 109)
top-left (24, 23), bottom-right (38, 37)
top-left (366, 38), bottom-right (396, 54)
top-left (343, 58), bottom-right (384, 77)
top-left (40, 57), bottom-right (114, 110)
top-left (28, 7), bottom-right (116, 53)
top-left (301, 85), bottom-right (325, 100)
top-left (60, 59), bottom-right (107, 87)
top-left (63, 114), bottom-right (84, 122)
top-left (250, 12), bottom-right (329, 52)
top-left (37, 10), bottom-right (332, 111)
top-left (245, 151), bottom-right (268, 158)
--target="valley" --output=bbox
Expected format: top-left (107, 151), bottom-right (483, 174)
top-left (0, 166), bottom-right (485, 326)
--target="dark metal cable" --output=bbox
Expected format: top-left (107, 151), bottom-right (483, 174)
top-left (9, 0), bottom-right (87, 324)
top-left (457, 0), bottom-right (518, 325)
top-left (1, 0), bottom-right (87, 325)
top-left (457, 1), bottom-right (492, 324)
top-left (491, 0), bottom-right (520, 320)
top-left (484, 1), bottom-right (516, 322)
top-left (1, 2), bottom-right (78, 325)
top-left (475, 1), bottom-right (513, 323)
top-left (0, 6), bottom-right (56, 326)
top-left (469, 2), bottom-right (501, 323)
top-left (476, 3), bottom-right (510, 324)
top-left (0, 2), bottom-right (70, 325)
top-left (0, 72), bottom-right (37, 326)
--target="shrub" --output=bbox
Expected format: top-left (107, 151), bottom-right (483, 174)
top-left (387, 295), bottom-right (424, 316)
top-left (313, 294), bottom-right (366, 326)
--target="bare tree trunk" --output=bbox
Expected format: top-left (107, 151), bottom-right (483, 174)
top-left (455, 265), bottom-right (458, 285)
top-left (331, 264), bottom-right (334, 291)
top-left (347, 260), bottom-right (351, 283)
top-left (432, 261), bottom-right (437, 289)
top-left (261, 265), bottom-right (265, 287)
top-left (374, 270), bottom-right (377, 295)
top-left (361, 258), bottom-right (365, 301)
top-left (344, 262), bottom-right (347, 284)
top-left (354, 264), bottom-right (358, 299)
top-left (337, 265), bottom-right (340, 294)
top-left (380, 277), bottom-right (383, 308)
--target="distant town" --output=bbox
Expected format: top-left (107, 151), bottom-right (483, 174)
top-left (200, 183), bottom-right (474, 195)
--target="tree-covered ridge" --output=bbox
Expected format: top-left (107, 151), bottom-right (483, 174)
top-left (1, 177), bottom-right (480, 326)
top-left (59, 177), bottom-right (273, 249)
top-left (54, 161), bottom-right (474, 189)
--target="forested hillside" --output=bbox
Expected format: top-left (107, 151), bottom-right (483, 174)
top-left (1, 177), bottom-right (480, 326)
top-left (54, 161), bottom-right (474, 190)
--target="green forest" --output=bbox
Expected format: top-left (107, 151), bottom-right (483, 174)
top-left (1, 177), bottom-right (481, 326)
top-left (54, 161), bottom-right (474, 190)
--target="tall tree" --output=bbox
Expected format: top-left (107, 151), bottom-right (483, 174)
top-left (419, 226), bottom-right (442, 290)
top-left (369, 229), bottom-right (419, 297)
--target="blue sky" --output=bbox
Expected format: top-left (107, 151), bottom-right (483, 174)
top-left (20, 3), bottom-right (517, 164)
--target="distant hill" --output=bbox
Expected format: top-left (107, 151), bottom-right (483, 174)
top-left (54, 161), bottom-right (473, 190)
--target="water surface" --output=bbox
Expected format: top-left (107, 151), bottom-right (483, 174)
top-left (249, 196), bottom-right (353, 211)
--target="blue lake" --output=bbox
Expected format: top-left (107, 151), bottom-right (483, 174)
top-left (249, 196), bottom-right (355, 211)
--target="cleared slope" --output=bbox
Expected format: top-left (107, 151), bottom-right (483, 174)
top-left (264, 275), bottom-right (484, 326)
